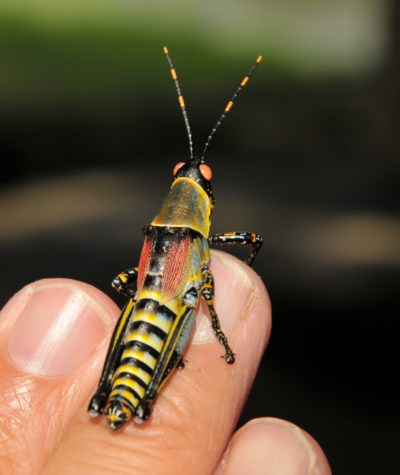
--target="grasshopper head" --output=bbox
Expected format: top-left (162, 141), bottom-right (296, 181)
top-left (172, 157), bottom-right (214, 204)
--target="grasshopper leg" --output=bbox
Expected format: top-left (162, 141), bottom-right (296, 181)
top-left (112, 267), bottom-right (138, 298)
top-left (202, 266), bottom-right (235, 364)
top-left (209, 232), bottom-right (262, 266)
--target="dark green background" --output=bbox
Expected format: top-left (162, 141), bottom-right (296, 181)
top-left (1, 1), bottom-right (399, 473)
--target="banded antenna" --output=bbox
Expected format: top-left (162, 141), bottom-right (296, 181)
top-left (163, 47), bottom-right (262, 162)
top-left (164, 47), bottom-right (194, 160)
top-left (201, 54), bottom-right (262, 162)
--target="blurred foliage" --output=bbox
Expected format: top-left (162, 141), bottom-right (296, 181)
top-left (0, 0), bottom-right (390, 106)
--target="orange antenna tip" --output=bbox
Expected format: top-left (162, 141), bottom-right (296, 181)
top-left (225, 101), bottom-right (234, 112)
top-left (163, 46), bottom-right (169, 54)
top-left (257, 55), bottom-right (262, 63)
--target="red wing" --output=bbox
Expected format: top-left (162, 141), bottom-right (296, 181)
top-left (137, 236), bottom-right (153, 293)
top-left (162, 236), bottom-right (192, 302)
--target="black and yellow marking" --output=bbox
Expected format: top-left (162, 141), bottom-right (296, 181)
top-left (208, 232), bottom-right (263, 266)
top-left (112, 267), bottom-right (138, 298)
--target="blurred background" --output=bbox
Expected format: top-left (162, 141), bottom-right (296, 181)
top-left (1, 0), bottom-right (399, 473)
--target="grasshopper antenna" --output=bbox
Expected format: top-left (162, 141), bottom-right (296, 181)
top-left (164, 47), bottom-right (194, 160)
top-left (201, 55), bottom-right (263, 163)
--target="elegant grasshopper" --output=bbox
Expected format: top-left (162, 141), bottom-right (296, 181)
top-left (88, 47), bottom-right (263, 430)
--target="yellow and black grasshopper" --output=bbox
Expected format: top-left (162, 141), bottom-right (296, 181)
top-left (88, 47), bottom-right (263, 430)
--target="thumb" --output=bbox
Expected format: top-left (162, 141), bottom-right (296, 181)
top-left (0, 279), bottom-right (120, 475)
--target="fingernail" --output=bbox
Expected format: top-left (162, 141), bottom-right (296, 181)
top-left (193, 252), bottom-right (254, 343)
top-left (220, 418), bottom-right (328, 475)
top-left (8, 282), bottom-right (111, 377)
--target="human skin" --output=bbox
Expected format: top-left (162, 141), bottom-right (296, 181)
top-left (0, 251), bottom-right (331, 475)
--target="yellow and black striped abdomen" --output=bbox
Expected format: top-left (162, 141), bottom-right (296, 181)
top-left (106, 297), bottom-right (176, 420)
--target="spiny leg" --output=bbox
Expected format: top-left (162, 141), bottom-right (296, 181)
top-left (209, 232), bottom-right (262, 266)
top-left (112, 267), bottom-right (138, 298)
top-left (202, 267), bottom-right (235, 364)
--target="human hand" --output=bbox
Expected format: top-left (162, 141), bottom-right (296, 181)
top-left (0, 251), bottom-right (331, 474)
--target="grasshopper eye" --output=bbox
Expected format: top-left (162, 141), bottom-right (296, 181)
top-left (199, 164), bottom-right (212, 181)
top-left (173, 162), bottom-right (185, 176)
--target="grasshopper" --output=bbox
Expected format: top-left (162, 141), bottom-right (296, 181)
top-left (88, 47), bottom-right (263, 430)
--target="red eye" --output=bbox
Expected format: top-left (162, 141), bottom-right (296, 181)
top-left (199, 164), bottom-right (212, 181)
top-left (173, 162), bottom-right (185, 176)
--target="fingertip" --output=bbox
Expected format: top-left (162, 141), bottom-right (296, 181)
top-left (194, 250), bottom-right (271, 346)
top-left (213, 250), bottom-right (272, 358)
top-left (212, 250), bottom-right (271, 322)
top-left (218, 417), bottom-right (332, 475)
